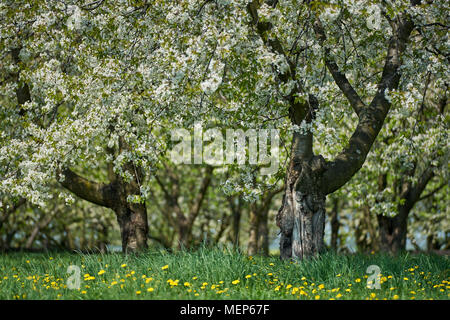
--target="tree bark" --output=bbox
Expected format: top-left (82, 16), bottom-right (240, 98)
top-left (277, 148), bottom-right (327, 260)
top-left (60, 167), bottom-right (149, 253)
top-left (377, 210), bottom-right (408, 254)
top-left (258, 206), bottom-right (270, 256)
top-left (247, 205), bottom-right (259, 256)
top-left (114, 201), bottom-right (148, 253)
top-left (377, 167), bottom-right (435, 254)
top-left (228, 196), bottom-right (242, 249)
top-left (330, 198), bottom-right (339, 251)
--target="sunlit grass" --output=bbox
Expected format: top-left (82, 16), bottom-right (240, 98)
top-left (0, 248), bottom-right (448, 300)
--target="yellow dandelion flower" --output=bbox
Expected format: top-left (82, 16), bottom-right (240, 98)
top-left (147, 288), bottom-right (154, 292)
top-left (161, 265), bottom-right (169, 270)
top-left (245, 275), bottom-right (252, 279)
top-left (232, 280), bottom-right (240, 285)
top-left (98, 270), bottom-right (106, 275)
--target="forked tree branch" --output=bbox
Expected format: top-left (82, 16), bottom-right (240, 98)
top-left (322, 11), bottom-right (416, 194)
top-left (313, 18), bottom-right (365, 116)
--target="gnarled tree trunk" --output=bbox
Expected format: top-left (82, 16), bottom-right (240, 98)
top-left (60, 165), bottom-right (149, 254)
top-left (277, 150), bottom-right (327, 260)
top-left (377, 167), bottom-right (435, 255)
top-left (114, 200), bottom-right (148, 253)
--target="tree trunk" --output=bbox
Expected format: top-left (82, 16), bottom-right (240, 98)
top-left (247, 206), bottom-right (259, 256)
top-left (377, 166), bottom-right (435, 255)
top-left (330, 198), bottom-right (339, 251)
top-left (277, 152), bottom-right (327, 260)
top-left (60, 161), bottom-right (149, 254)
top-left (65, 226), bottom-right (75, 251)
top-left (228, 196), bottom-right (242, 249)
top-left (98, 223), bottom-right (108, 253)
top-left (356, 205), bottom-right (379, 253)
top-left (177, 222), bottom-right (191, 249)
top-left (231, 208), bottom-right (241, 248)
top-left (114, 201), bottom-right (148, 253)
top-left (258, 207), bottom-right (269, 256)
top-left (377, 209), bottom-right (408, 255)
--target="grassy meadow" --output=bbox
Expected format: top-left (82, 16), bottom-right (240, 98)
top-left (0, 248), bottom-right (448, 300)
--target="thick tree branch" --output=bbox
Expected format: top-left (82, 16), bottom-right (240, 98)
top-left (59, 168), bottom-right (111, 208)
top-left (408, 167), bottom-right (435, 205)
top-left (313, 18), bottom-right (365, 116)
top-left (261, 185), bottom-right (284, 211)
top-left (418, 182), bottom-right (446, 202)
top-left (322, 13), bottom-right (415, 194)
top-left (247, 0), bottom-right (310, 127)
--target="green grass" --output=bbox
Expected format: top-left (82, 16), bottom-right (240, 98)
top-left (0, 248), bottom-right (448, 300)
